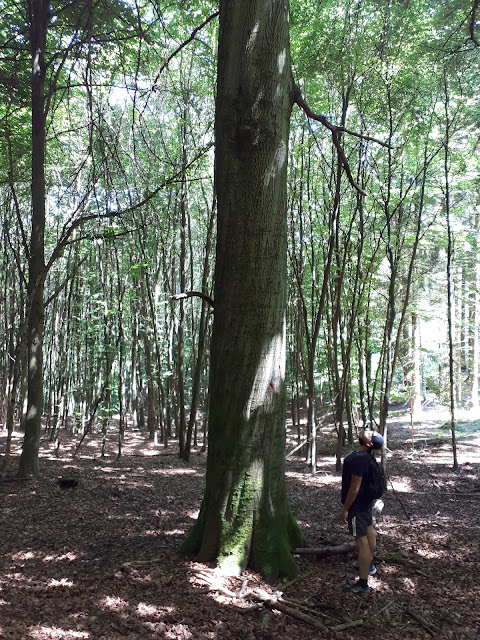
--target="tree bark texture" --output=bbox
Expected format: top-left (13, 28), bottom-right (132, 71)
top-left (180, 0), bottom-right (304, 579)
top-left (18, 0), bottom-right (49, 477)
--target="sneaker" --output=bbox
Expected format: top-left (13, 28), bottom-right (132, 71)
top-left (354, 563), bottom-right (377, 576)
top-left (343, 581), bottom-right (370, 594)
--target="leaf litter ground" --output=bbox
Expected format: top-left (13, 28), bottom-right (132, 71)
top-left (1, 410), bottom-right (479, 640)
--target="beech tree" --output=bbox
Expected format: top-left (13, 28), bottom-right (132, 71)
top-left (18, 0), bottom-right (49, 477)
top-left (1, 0), bottom-right (478, 564)
top-left (180, 0), bottom-right (305, 579)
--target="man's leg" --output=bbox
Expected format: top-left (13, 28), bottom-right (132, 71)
top-left (344, 513), bottom-right (372, 592)
top-left (366, 524), bottom-right (376, 559)
top-left (356, 535), bottom-right (372, 580)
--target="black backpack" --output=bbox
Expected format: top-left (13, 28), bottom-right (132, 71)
top-left (364, 455), bottom-right (384, 500)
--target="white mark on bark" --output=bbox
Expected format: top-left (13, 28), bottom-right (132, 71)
top-left (27, 405), bottom-right (38, 419)
top-left (29, 354), bottom-right (38, 371)
top-left (246, 322), bottom-right (286, 419)
top-left (252, 90), bottom-right (264, 122)
top-left (264, 140), bottom-right (287, 188)
top-left (246, 22), bottom-right (259, 53)
top-left (33, 50), bottom-right (41, 75)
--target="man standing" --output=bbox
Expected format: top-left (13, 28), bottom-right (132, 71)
top-left (341, 429), bottom-right (384, 593)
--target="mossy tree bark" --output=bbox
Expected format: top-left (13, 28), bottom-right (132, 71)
top-left (180, 0), bottom-right (304, 580)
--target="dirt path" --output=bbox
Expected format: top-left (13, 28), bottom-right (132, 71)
top-left (0, 412), bottom-right (479, 639)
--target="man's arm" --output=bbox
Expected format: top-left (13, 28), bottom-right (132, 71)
top-left (341, 474), bottom-right (362, 524)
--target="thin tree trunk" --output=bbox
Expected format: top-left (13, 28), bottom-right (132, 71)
top-left (177, 134), bottom-right (188, 457)
top-left (444, 76), bottom-right (458, 470)
top-left (18, 0), bottom-right (49, 477)
top-left (183, 198), bottom-right (215, 461)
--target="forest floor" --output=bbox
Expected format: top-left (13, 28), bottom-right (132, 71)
top-left (1, 407), bottom-right (480, 640)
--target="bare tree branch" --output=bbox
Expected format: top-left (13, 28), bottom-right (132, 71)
top-left (45, 142), bottom-right (213, 275)
top-left (150, 11), bottom-right (219, 94)
top-left (172, 291), bottom-right (215, 309)
top-left (293, 87), bottom-right (392, 198)
top-left (44, 256), bottom-right (88, 308)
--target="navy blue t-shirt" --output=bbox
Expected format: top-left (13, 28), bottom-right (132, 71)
top-left (341, 450), bottom-right (374, 513)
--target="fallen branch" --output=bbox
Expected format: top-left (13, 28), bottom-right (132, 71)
top-left (279, 597), bottom-right (332, 619)
top-left (250, 590), bottom-right (332, 633)
top-left (331, 619), bottom-right (363, 631)
top-left (294, 541), bottom-right (356, 557)
top-left (281, 596), bottom-right (333, 620)
top-left (285, 439), bottom-right (308, 459)
top-left (377, 598), bottom-right (396, 615)
top-left (402, 605), bottom-right (440, 637)
top-left (267, 599), bottom-right (331, 632)
top-left (197, 584), bottom-right (238, 599)
top-left (122, 557), bottom-right (165, 567)
top-left (281, 569), bottom-right (314, 591)
top-left (354, 595), bottom-right (366, 619)
top-left (193, 574), bottom-right (337, 633)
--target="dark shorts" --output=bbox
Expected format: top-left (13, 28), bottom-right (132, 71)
top-left (348, 509), bottom-right (373, 538)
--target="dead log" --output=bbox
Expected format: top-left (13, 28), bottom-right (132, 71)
top-left (294, 541), bottom-right (356, 557)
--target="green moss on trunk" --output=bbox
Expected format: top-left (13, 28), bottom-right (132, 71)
top-left (180, 465), bottom-right (304, 580)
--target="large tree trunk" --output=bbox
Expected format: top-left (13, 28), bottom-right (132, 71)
top-left (18, 0), bottom-right (49, 477)
top-left (180, 0), bottom-right (303, 580)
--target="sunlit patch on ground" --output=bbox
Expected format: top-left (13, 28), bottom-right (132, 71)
top-left (162, 528), bottom-right (187, 536)
top-left (401, 577), bottom-right (417, 594)
top-left (3, 572), bottom-right (32, 583)
top-left (152, 468), bottom-right (203, 476)
top-left (28, 627), bottom-right (90, 639)
top-left (164, 626), bottom-right (193, 639)
top-left (136, 602), bottom-right (160, 616)
top-left (48, 578), bottom-right (74, 587)
top-left (388, 477), bottom-right (414, 492)
top-left (415, 546), bottom-right (447, 559)
top-left (106, 513), bottom-right (143, 522)
top-left (43, 552), bottom-right (77, 563)
top-left (99, 595), bottom-right (129, 611)
top-left (136, 602), bottom-right (175, 618)
top-left (286, 467), bottom-right (339, 487)
top-left (11, 551), bottom-right (36, 561)
top-left (128, 571), bottom-right (153, 584)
